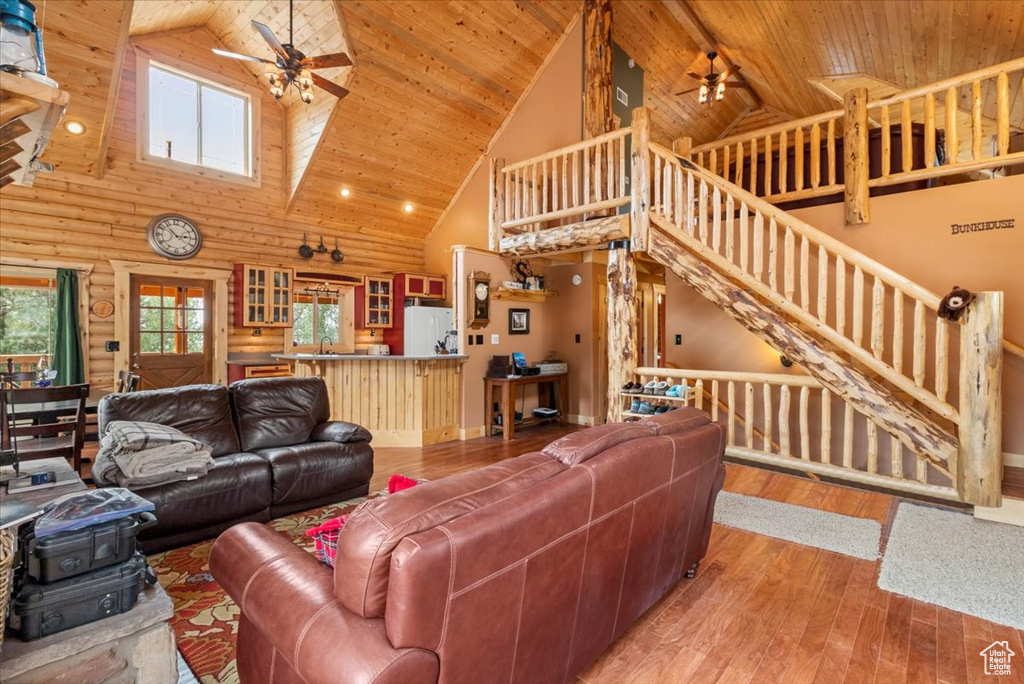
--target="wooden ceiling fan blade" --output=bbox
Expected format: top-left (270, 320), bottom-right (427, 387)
top-left (718, 64), bottom-right (742, 81)
top-left (212, 48), bottom-right (273, 65)
top-left (312, 72), bottom-right (350, 100)
top-left (676, 86), bottom-right (702, 95)
top-left (251, 20), bottom-right (289, 61)
top-left (685, 71), bottom-right (704, 81)
top-left (303, 52), bottom-right (352, 69)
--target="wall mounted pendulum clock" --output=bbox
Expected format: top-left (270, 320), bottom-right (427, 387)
top-left (146, 214), bottom-right (203, 260)
top-left (467, 271), bottom-right (490, 329)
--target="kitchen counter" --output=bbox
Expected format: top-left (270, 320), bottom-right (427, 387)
top-left (280, 354), bottom-right (466, 447)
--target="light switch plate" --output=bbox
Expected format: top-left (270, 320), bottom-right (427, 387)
top-left (491, 334), bottom-right (499, 344)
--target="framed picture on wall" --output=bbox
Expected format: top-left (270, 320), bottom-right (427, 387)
top-left (508, 308), bottom-right (530, 335)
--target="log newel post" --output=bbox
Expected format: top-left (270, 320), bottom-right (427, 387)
top-left (957, 292), bottom-right (1004, 507)
top-left (606, 239), bottom-right (638, 423)
top-left (843, 87), bottom-right (870, 226)
top-left (629, 107), bottom-right (651, 253)
top-left (672, 136), bottom-right (692, 159)
top-left (488, 157), bottom-right (505, 253)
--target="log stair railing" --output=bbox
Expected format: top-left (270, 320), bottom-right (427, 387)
top-left (630, 368), bottom-right (958, 502)
top-left (680, 57), bottom-right (1024, 225)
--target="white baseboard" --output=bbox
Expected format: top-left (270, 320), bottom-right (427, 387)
top-left (974, 497), bottom-right (1024, 527)
top-left (1004, 452), bottom-right (1024, 468)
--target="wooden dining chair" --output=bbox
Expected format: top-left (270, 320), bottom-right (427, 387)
top-left (116, 370), bottom-right (141, 393)
top-left (1, 384), bottom-right (90, 474)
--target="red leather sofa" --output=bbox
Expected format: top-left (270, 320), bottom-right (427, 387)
top-left (210, 408), bottom-right (725, 684)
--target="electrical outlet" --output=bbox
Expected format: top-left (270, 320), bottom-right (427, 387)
top-left (104, 340), bottom-right (119, 352)
top-left (476, 334), bottom-right (484, 345)
top-left (252, 328), bottom-right (262, 337)
top-left (675, 334), bottom-right (682, 345)
top-left (491, 334), bottom-right (499, 344)
top-left (575, 333), bottom-right (581, 343)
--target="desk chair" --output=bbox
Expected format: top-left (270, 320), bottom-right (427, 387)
top-left (1, 384), bottom-right (90, 474)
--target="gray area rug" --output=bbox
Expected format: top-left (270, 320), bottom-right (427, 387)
top-left (879, 503), bottom-right (1024, 629)
top-left (713, 491), bottom-right (881, 560)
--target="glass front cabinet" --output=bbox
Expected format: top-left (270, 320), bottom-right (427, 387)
top-left (363, 276), bottom-right (393, 328)
top-left (234, 264), bottom-right (293, 328)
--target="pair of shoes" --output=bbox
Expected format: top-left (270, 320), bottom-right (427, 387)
top-left (654, 405), bottom-right (670, 414)
top-left (665, 383), bottom-right (688, 398)
top-left (653, 381), bottom-right (670, 395)
top-left (642, 380), bottom-right (657, 395)
top-left (638, 401), bottom-right (655, 415)
top-left (630, 398), bottom-right (641, 413)
top-left (621, 382), bottom-right (642, 393)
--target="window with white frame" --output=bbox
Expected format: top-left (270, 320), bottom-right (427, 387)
top-left (147, 63), bottom-right (251, 177)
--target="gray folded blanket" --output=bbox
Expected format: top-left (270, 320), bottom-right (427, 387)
top-left (95, 421), bottom-right (215, 488)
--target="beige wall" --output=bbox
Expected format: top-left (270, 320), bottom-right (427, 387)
top-left (664, 174), bottom-right (1024, 454)
top-left (423, 20), bottom-right (583, 277)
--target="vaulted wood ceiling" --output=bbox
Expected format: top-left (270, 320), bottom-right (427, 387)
top-left (32, 0), bottom-right (1024, 249)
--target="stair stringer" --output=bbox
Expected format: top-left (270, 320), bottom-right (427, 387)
top-left (646, 220), bottom-right (958, 476)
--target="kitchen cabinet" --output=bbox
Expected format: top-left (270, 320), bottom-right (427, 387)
top-left (362, 276), bottom-right (394, 328)
top-left (402, 273), bottom-right (446, 300)
top-left (233, 264), bottom-right (293, 328)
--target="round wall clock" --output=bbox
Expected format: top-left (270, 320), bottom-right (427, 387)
top-left (146, 214), bottom-right (202, 260)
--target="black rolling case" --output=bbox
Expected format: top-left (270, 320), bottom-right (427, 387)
top-left (19, 512), bottom-right (157, 583)
top-left (11, 551), bottom-right (154, 641)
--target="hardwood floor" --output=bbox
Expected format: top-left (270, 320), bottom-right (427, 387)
top-left (373, 426), bottom-right (1024, 684)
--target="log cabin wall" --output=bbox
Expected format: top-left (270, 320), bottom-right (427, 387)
top-left (0, 28), bottom-right (425, 391)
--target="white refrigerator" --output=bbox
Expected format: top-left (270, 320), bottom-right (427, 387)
top-left (404, 306), bottom-right (454, 356)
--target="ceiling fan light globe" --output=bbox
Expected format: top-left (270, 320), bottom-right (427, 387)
top-left (270, 85), bottom-right (284, 98)
top-left (698, 83), bottom-right (709, 104)
top-left (715, 81), bottom-right (726, 100)
top-left (301, 90), bottom-right (314, 104)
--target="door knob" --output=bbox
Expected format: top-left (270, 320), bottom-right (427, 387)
top-left (131, 363), bottom-right (140, 369)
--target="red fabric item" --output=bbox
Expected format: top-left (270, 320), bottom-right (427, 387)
top-left (305, 476), bottom-right (421, 567)
top-left (388, 474), bottom-right (420, 494)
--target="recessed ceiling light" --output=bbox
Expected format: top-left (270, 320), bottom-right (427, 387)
top-left (403, 203), bottom-right (414, 213)
top-left (64, 120), bottom-right (86, 135)
top-left (340, 187), bottom-right (351, 197)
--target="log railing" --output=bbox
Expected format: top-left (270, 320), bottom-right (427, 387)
top-left (647, 141), bottom-right (960, 425)
top-left (680, 57), bottom-right (1024, 224)
top-left (686, 110), bottom-right (845, 204)
top-left (632, 367), bottom-right (957, 501)
top-left (489, 127), bottom-right (631, 251)
top-left (865, 57), bottom-right (1024, 189)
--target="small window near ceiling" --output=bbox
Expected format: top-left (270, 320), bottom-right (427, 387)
top-left (147, 63), bottom-right (250, 177)
top-left (0, 270), bottom-right (57, 366)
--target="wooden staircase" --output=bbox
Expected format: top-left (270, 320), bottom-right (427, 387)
top-left (485, 61), bottom-right (1021, 507)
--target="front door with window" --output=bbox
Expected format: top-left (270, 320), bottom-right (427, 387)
top-left (129, 275), bottom-right (212, 389)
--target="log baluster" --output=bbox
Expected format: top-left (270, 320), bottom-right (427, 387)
top-left (945, 86), bottom-right (958, 164)
top-left (744, 382), bottom-right (755, 449)
top-left (913, 300), bottom-right (926, 387)
top-left (794, 127), bottom-right (804, 192)
top-left (924, 93), bottom-right (936, 166)
top-left (764, 134), bottom-right (773, 198)
top-left (901, 100), bottom-right (913, 173)
top-left (842, 403), bottom-right (854, 468)
top-left (698, 178), bottom-right (709, 244)
top-left (725, 194), bottom-right (735, 262)
top-left (826, 119), bottom-right (836, 186)
top-left (778, 130), bottom-right (788, 194)
top-left (727, 381), bottom-right (736, 446)
top-left (810, 123), bottom-right (821, 189)
top-left (892, 290), bottom-right (904, 374)
top-left (820, 388), bottom-right (831, 464)
top-left (739, 202), bottom-right (749, 271)
top-left (852, 265), bottom-right (865, 347)
top-left (836, 256), bottom-right (847, 336)
top-left (971, 80), bottom-right (982, 161)
top-left (783, 225), bottom-right (795, 300)
top-left (750, 137), bottom-right (758, 195)
top-left (880, 104), bottom-right (891, 178)
top-left (871, 276), bottom-right (885, 360)
top-left (996, 71), bottom-right (1010, 156)
top-left (799, 386), bottom-right (810, 460)
top-left (935, 318), bottom-right (949, 403)
top-left (817, 245), bottom-right (828, 322)
top-left (768, 218), bottom-right (778, 292)
top-left (800, 236), bottom-right (810, 312)
top-left (779, 384), bottom-right (791, 457)
top-left (712, 185), bottom-right (722, 252)
top-left (763, 383), bottom-right (773, 453)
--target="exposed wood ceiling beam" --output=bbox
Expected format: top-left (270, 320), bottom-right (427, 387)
top-left (94, 0), bottom-right (135, 179)
top-left (659, 0), bottom-right (762, 110)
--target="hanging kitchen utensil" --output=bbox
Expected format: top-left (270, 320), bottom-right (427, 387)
top-left (298, 234), bottom-right (314, 259)
top-left (316, 235), bottom-right (328, 253)
top-left (331, 238), bottom-right (344, 263)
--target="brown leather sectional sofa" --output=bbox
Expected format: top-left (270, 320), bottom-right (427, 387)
top-left (96, 377), bottom-right (374, 552)
top-left (210, 407), bottom-right (725, 684)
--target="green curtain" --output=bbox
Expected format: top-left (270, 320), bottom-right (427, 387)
top-left (53, 268), bottom-right (85, 386)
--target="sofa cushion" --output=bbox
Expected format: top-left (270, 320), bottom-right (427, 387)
top-left (131, 452), bottom-right (272, 539)
top-left (542, 422), bottom-right (652, 466)
top-left (99, 385), bottom-right (240, 457)
top-left (638, 407), bottom-right (711, 435)
top-left (254, 441), bottom-right (374, 507)
top-left (334, 452), bottom-right (566, 618)
top-left (230, 377), bottom-right (331, 451)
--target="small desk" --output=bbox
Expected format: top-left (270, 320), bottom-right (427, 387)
top-left (485, 372), bottom-right (568, 441)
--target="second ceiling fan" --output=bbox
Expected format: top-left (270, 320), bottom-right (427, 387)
top-left (677, 51), bottom-right (748, 105)
top-left (213, 0), bottom-right (351, 103)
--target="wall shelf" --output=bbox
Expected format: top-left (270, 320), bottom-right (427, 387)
top-left (491, 286), bottom-right (558, 303)
top-left (0, 73), bottom-right (69, 188)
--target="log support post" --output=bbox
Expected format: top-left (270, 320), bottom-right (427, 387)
top-left (957, 292), bottom-right (1004, 507)
top-left (606, 240), bottom-right (638, 422)
top-left (630, 107), bottom-right (651, 252)
top-left (584, 0), bottom-right (614, 138)
top-left (843, 87), bottom-right (870, 226)
top-left (488, 156), bottom-right (505, 253)
top-left (672, 136), bottom-right (692, 158)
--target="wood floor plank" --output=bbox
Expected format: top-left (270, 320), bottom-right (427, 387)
top-left (913, 600), bottom-right (938, 627)
top-left (936, 607), bottom-right (969, 684)
top-left (906, 618), bottom-right (939, 684)
top-left (810, 560), bottom-right (874, 684)
top-left (843, 605), bottom-right (887, 684)
top-left (879, 594), bottom-right (914, 668)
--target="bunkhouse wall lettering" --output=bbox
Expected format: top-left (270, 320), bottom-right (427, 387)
top-left (950, 219), bottom-right (1016, 235)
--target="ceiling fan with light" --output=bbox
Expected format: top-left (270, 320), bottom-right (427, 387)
top-left (676, 51), bottom-right (747, 106)
top-left (212, 0), bottom-right (351, 103)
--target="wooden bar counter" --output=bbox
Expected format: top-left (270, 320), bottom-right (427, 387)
top-left (276, 354), bottom-right (468, 447)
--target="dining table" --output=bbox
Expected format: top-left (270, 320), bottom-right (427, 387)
top-left (4, 388), bottom-right (110, 441)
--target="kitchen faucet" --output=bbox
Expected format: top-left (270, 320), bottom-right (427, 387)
top-left (319, 336), bottom-right (333, 355)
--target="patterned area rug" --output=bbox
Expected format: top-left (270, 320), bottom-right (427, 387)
top-left (146, 492), bottom-right (381, 684)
